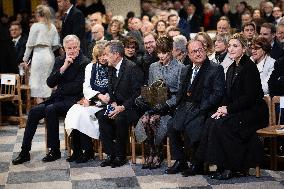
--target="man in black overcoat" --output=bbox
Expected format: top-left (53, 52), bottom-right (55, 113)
top-left (165, 40), bottom-right (225, 175)
top-left (97, 40), bottom-right (144, 168)
top-left (12, 35), bottom-right (89, 165)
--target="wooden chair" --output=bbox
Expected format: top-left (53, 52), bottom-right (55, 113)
top-left (130, 125), bottom-right (171, 166)
top-left (257, 96), bottom-right (284, 174)
top-left (19, 67), bottom-right (31, 113)
top-left (0, 74), bottom-right (24, 128)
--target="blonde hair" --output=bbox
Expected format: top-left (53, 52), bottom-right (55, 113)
top-left (35, 5), bottom-right (51, 29)
top-left (92, 40), bottom-right (107, 62)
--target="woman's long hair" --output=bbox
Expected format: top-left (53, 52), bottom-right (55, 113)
top-left (35, 5), bottom-right (52, 30)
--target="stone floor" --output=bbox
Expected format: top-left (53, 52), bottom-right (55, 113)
top-left (0, 123), bottom-right (284, 189)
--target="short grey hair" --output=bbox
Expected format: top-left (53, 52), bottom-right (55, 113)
top-left (214, 33), bottom-right (231, 45)
top-left (105, 40), bottom-right (124, 56)
top-left (173, 35), bottom-right (187, 53)
top-left (63, 35), bottom-right (80, 47)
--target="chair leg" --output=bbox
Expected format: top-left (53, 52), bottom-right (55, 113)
top-left (26, 89), bottom-right (31, 113)
top-left (44, 120), bottom-right (48, 154)
top-left (167, 137), bottom-right (171, 167)
top-left (131, 126), bottom-right (136, 164)
top-left (256, 165), bottom-right (260, 178)
top-left (98, 140), bottom-right (103, 160)
top-left (141, 142), bottom-right (145, 164)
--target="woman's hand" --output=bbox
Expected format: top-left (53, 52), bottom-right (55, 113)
top-left (77, 97), bottom-right (90, 107)
top-left (211, 106), bottom-right (228, 119)
top-left (98, 93), bottom-right (110, 104)
top-left (20, 62), bottom-right (29, 69)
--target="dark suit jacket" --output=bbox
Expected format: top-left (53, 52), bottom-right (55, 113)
top-left (270, 40), bottom-right (284, 61)
top-left (108, 58), bottom-right (144, 119)
top-left (221, 55), bottom-right (268, 138)
top-left (61, 6), bottom-right (86, 52)
top-left (46, 53), bottom-right (89, 105)
top-left (171, 59), bottom-right (225, 145)
top-left (268, 56), bottom-right (284, 96)
top-left (14, 35), bottom-right (27, 65)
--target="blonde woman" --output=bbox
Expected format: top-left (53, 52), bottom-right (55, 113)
top-left (22, 5), bottom-right (60, 104)
top-left (194, 32), bottom-right (215, 60)
top-left (64, 41), bottom-right (109, 163)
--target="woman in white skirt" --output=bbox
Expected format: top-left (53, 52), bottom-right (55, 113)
top-left (65, 41), bottom-right (109, 163)
top-left (22, 5), bottom-right (60, 104)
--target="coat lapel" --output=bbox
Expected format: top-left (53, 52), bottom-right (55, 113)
top-left (114, 59), bottom-right (126, 90)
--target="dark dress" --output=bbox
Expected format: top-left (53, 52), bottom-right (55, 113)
top-left (197, 55), bottom-right (269, 171)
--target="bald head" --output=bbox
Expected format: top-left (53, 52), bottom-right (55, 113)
top-left (92, 24), bottom-right (104, 41)
top-left (217, 19), bottom-right (230, 35)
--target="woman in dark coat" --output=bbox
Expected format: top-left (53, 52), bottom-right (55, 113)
top-left (198, 33), bottom-right (269, 180)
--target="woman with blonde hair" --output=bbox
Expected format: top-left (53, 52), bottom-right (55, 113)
top-left (194, 32), bottom-right (214, 60)
top-left (196, 33), bottom-right (268, 180)
top-left (65, 41), bottom-right (110, 163)
top-left (22, 5), bottom-right (60, 104)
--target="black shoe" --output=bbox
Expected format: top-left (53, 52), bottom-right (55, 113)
top-left (111, 157), bottom-right (128, 168)
top-left (182, 163), bottom-right (204, 177)
top-left (66, 151), bottom-right (82, 162)
top-left (75, 150), bottom-right (94, 163)
top-left (12, 151), bottom-right (30, 165)
top-left (215, 170), bottom-right (234, 180)
top-left (100, 155), bottom-right (115, 167)
top-left (42, 150), bottom-right (61, 162)
top-left (164, 160), bottom-right (189, 174)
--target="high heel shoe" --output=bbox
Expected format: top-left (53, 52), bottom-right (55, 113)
top-left (149, 154), bottom-right (164, 169)
top-left (142, 155), bottom-right (153, 169)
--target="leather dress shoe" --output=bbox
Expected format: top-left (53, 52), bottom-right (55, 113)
top-left (66, 151), bottom-right (82, 162)
top-left (165, 160), bottom-right (189, 174)
top-left (42, 150), bottom-right (61, 162)
top-left (12, 151), bottom-right (30, 165)
top-left (215, 170), bottom-right (234, 180)
top-left (100, 155), bottom-right (115, 167)
top-left (182, 163), bottom-right (204, 177)
top-left (111, 157), bottom-right (128, 168)
top-left (75, 150), bottom-right (94, 163)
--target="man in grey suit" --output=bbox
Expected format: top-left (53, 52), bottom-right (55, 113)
top-left (165, 40), bottom-right (225, 176)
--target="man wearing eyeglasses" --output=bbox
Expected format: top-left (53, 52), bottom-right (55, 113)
top-left (165, 40), bottom-right (225, 176)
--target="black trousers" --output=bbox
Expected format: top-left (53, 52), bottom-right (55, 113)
top-left (21, 99), bottom-right (73, 152)
top-left (168, 124), bottom-right (200, 162)
top-left (70, 129), bottom-right (93, 152)
top-left (96, 109), bottom-right (139, 157)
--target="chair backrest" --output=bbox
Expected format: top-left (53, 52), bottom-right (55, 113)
top-left (1, 74), bottom-right (17, 95)
top-left (271, 96), bottom-right (281, 126)
top-left (19, 67), bottom-right (30, 86)
top-left (0, 73), bottom-right (21, 100)
top-left (264, 95), bottom-right (272, 126)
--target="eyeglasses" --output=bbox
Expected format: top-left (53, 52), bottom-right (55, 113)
top-left (251, 46), bottom-right (262, 50)
top-left (125, 46), bottom-right (136, 49)
top-left (189, 48), bottom-right (204, 54)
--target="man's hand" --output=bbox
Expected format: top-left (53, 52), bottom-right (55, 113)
top-left (108, 105), bottom-right (125, 119)
top-left (98, 93), bottom-right (110, 104)
top-left (60, 56), bottom-right (74, 74)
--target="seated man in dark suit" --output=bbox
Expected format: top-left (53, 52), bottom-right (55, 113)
top-left (97, 40), bottom-right (144, 168)
top-left (9, 21), bottom-right (27, 66)
top-left (12, 35), bottom-right (89, 165)
top-left (165, 40), bottom-right (225, 175)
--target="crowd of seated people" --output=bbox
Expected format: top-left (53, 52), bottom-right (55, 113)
top-left (0, 0), bottom-right (283, 181)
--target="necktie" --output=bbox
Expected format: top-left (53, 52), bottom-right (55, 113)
top-left (12, 39), bottom-right (16, 47)
top-left (62, 13), bottom-right (68, 22)
top-left (191, 66), bottom-right (198, 83)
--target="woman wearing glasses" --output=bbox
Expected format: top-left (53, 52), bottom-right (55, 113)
top-left (250, 37), bottom-right (275, 95)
